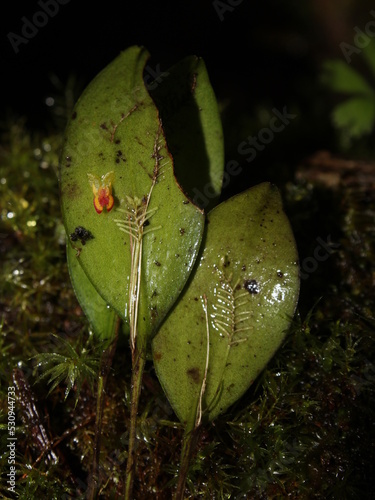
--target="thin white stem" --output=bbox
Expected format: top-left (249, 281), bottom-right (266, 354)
top-left (196, 295), bottom-right (210, 428)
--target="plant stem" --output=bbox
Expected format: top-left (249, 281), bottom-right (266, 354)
top-left (174, 423), bottom-right (201, 500)
top-left (124, 343), bottom-right (146, 500)
top-left (86, 318), bottom-right (120, 500)
top-left (123, 190), bottom-right (157, 498)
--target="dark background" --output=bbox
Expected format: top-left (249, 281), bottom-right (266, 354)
top-left (1, 0), bottom-right (373, 190)
top-left (3, 1), bottom-right (325, 119)
top-left (3, 2), bottom-right (310, 119)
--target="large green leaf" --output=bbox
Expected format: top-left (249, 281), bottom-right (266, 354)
top-left (150, 56), bottom-right (224, 211)
top-left (60, 46), bottom-right (204, 341)
top-left (152, 183), bottom-right (300, 425)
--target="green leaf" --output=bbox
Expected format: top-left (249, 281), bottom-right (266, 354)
top-left (332, 95), bottom-right (375, 138)
top-left (321, 60), bottom-right (374, 96)
top-left (67, 243), bottom-right (122, 340)
top-left (152, 183), bottom-right (299, 425)
top-left (60, 46), bottom-right (204, 342)
top-left (149, 56), bottom-right (224, 211)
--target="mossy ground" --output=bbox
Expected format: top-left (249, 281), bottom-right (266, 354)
top-left (0, 118), bottom-right (374, 499)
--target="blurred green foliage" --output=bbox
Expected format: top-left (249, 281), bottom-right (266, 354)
top-left (321, 42), bottom-right (375, 149)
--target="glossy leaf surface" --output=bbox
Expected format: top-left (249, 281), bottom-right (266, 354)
top-left (67, 243), bottom-right (121, 341)
top-left (152, 183), bottom-right (300, 425)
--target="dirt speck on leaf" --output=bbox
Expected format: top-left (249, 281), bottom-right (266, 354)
top-left (187, 367), bottom-right (200, 384)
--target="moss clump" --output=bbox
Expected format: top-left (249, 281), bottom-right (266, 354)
top-left (0, 122), bottom-right (374, 498)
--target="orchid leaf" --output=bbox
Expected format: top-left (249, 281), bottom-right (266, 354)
top-left (152, 183), bottom-right (300, 426)
top-left (66, 243), bottom-right (122, 341)
top-left (150, 56), bottom-right (224, 211)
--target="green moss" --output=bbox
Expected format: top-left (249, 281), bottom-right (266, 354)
top-left (0, 117), bottom-right (374, 498)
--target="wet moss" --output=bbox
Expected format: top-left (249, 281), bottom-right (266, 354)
top-left (0, 122), bottom-right (374, 498)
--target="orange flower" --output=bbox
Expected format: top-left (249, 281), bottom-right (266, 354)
top-left (87, 171), bottom-right (115, 214)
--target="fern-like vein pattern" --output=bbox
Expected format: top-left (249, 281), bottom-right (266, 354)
top-left (212, 268), bottom-right (252, 347)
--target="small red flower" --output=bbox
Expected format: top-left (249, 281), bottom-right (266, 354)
top-left (87, 171), bottom-right (115, 214)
